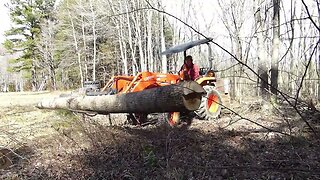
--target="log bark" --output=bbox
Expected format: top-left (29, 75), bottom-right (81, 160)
top-left (37, 81), bottom-right (205, 113)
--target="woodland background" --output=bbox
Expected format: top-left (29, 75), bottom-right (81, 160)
top-left (0, 0), bottom-right (320, 179)
top-left (0, 0), bottom-right (318, 103)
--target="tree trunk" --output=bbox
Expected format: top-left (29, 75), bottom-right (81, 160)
top-left (270, 0), bottom-right (280, 96)
top-left (318, 52), bottom-right (320, 102)
top-left (118, 22), bottom-right (128, 75)
top-left (147, 10), bottom-right (153, 72)
top-left (19, 71), bottom-right (24, 92)
top-left (137, 22), bottom-right (145, 72)
top-left (254, 0), bottom-right (268, 98)
top-left (108, 0), bottom-right (128, 75)
top-left (31, 60), bottom-right (37, 91)
top-left (80, 0), bottom-right (88, 80)
top-left (160, 11), bottom-right (167, 73)
top-left (48, 19), bottom-right (56, 90)
top-left (67, 0), bottom-right (83, 87)
top-left (49, 64), bottom-right (56, 90)
top-left (124, 2), bottom-right (138, 75)
top-left (89, 0), bottom-right (97, 81)
top-left (317, 0), bottom-right (320, 102)
top-left (37, 81), bottom-right (205, 113)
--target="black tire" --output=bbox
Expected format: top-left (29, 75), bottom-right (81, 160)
top-left (195, 85), bottom-right (222, 120)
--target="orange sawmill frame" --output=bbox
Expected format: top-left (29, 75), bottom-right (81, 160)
top-left (100, 72), bottom-right (182, 94)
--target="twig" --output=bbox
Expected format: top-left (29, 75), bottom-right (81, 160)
top-left (0, 145), bottom-right (30, 162)
top-left (74, 0), bottom-right (319, 136)
top-left (144, 1), bottom-right (319, 137)
top-left (301, 0), bottom-right (320, 31)
top-left (174, 83), bottom-right (291, 136)
top-left (216, 62), bottom-right (240, 72)
top-left (209, 165), bottom-right (320, 173)
top-left (294, 40), bottom-right (320, 107)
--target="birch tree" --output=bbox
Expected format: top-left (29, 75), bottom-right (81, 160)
top-left (66, 0), bottom-right (84, 87)
top-left (159, 2), bottom-right (167, 73)
top-left (89, 0), bottom-right (97, 81)
top-left (37, 19), bottom-right (57, 90)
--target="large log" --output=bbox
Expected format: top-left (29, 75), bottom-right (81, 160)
top-left (37, 81), bottom-right (205, 113)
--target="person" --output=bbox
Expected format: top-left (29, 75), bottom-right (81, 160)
top-left (178, 55), bottom-right (200, 80)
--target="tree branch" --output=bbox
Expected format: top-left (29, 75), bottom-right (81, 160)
top-left (294, 39), bottom-right (320, 107)
top-left (143, 0), bottom-right (319, 136)
top-left (301, 0), bottom-right (320, 31)
top-left (102, 0), bottom-right (319, 137)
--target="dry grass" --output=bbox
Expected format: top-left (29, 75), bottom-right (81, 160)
top-left (0, 91), bottom-right (67, 107)
top-left (0, 92), bottom-right (319, 179)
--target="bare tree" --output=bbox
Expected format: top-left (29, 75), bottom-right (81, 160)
top-left (159, 1), bottom-right (167, 73)
top-left (147, 10), bottom-right (154, 72)
top-left (270, 0), bottom-right (280, 97)
top-left (254, 0), bottom-right (269, 98)
top-left (67, 0), bottom-right (84, 87)
top-left (217, 0), bottom-right (249, 99)
top-left (89, 0), bottom-right (97, 81)
top-left (124, 1), bottom-right (138, 75)
top-left (80, 0), bottom-right (89, 81)
top-left (37, 19), bottom-right (57, 90)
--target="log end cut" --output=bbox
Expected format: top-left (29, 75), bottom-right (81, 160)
top-left (181, 81), bottom-right (205, 111)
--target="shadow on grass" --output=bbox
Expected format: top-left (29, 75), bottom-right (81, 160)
top-left (46, 121), bottom-right (320, 179)
top-left (2, 109), bottom-right (320, 179)
top-left (0, 145), bottom-right (34, 176)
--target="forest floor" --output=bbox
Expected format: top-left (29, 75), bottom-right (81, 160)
top-left (0, 91), bottom-right (320, 179)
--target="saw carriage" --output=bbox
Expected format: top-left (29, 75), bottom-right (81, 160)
top-left (38, 38), bottom-right (230, 126)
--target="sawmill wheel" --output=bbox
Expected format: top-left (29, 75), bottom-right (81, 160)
top-left (195, 85), bottom-right (222, 120)
top-left (167, 112), bottom-right (181, 127)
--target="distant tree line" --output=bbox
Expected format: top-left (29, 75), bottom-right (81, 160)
top-left (4, 0), bottom-right (173, 91)
top-left (2, 0), bottom-right (319, 104)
